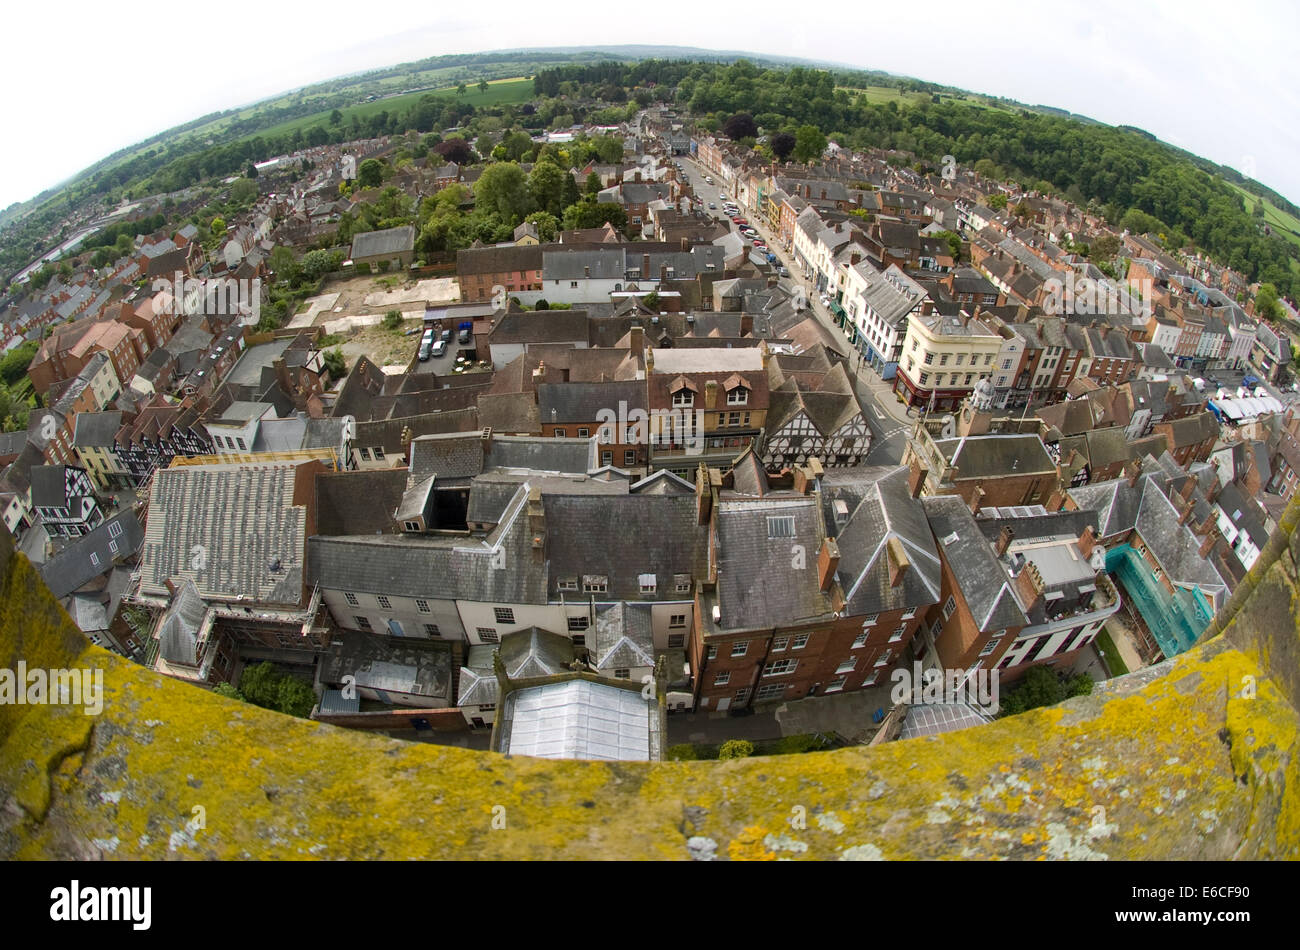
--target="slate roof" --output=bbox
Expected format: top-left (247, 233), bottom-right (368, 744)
top-left (933, 433), bottom-right (1057, 479)
top-left (537, 380), bottom-right (647, 423)
top-left (158, 578), bottom-right (207, 666)
top-left (822, 466), bottom-right (943, 615)
top-left (593, 601), bottom-right (655, 672)
top-left (543, 493), bottom-right (708, 600)
top-left (350, 225), bottom-right (415, 260)
top-left (140, 463), bottom-right (310, 606)
top-left (73, 411), bottom-right (124, 448)
top-left (921, 494), bottom-right (1027, 632)
top-left (457, 627), bottom-right (578, 706)
top-left (39, 511), bottom-right (144, 599)
top-left (315, 469), bottom-right (408, 536)
top-left (319, 631), bottom-right (453, 703)
top-left (714, 496), bottom-right (833, 630)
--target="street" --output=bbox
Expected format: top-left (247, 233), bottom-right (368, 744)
top-left (682, 155), bottom-right (914, 466)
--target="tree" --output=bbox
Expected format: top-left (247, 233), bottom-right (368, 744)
top-left (475, 162), bottom-right (534, 224)
top-left (238, 662), bottom-right (281, 709)
top-left (769, 131), bottom-right (796, 162)
top-left (987, 193), bottom-right (1008, 211)
top-left (998, 666), bottom-right (1094, 717)
top-left (230, 178), bottom-right (258, 204)
top-left (358, 158), bottom-right (384, 189)
top-left (382, 309), bottom-right (402, 331)
top-left (584, 171), bottom-right (602, 195)
top-left (456, 82), bottom-right (467, 96)
top-left (330, 109), bottom-right (343, 126)
top-left (524, 211), bottom-right (558, 243)
top-left (562, 200), bottom-right (627, 232)
top-left (434, 137), bottom-right (475, 165)
top-left (500, 130), bottom-right (534, 162)
top-left (476, 134), bottom-right (494, 159)
top-left (244, 162), bottom-right (258, 179)
top-left (932, 229), bottom-right (963, 261)
top-left (1013, 199), bottom-right (1032, 219)
top-left (642, 291), bottom-right (659, 310)
top-left (210, 216), bottom-right (226, 233)
top-left (212, 682), bottom-right (244, 701)
top-left (718, 739), bottom-right (754, 760)
top-left (1089, 234), bottom-right (1121, 262)
top-left (323, 348), bottom-right (346, 379)
top-left (722, 112), bottom-right (758, 140)
top-left (269, 246), bottom-right (299, 285)
top-left (300, 249), bottom-right (340, 280)
top-left (793, 124), bottom-right (827, 164)
top-left (528, 161), bottom-right (567, 216)
top-left (1255, 283), bottom-right (1283, 321)
top-left (276, 677), bottom-right (317, 718)
top-left (478, 79), bottom-right (489, 94)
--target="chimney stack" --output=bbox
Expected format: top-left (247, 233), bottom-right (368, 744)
top-left (817, 538), bottom-right (841, 592)
top-left (695, 464), bottom-right (715, 525)
top-left (1178, 497), bottom-right (1195, 526)
top-left (660, 263), bottom-right (668, 282)
top-left (643, 253), bottom-right (651, 277)
top-left (681, 237), bottom-right (689, 252)
top-left (1199, 527), bottom-right (1220, 559)
top-left (1077, 525), bottom-right (1097, 559)
top-left (995, 525), bottom-right (1015, 557)
top-left (704, 380), bottom-right (718, 408)
top-left (481, 426), bottom-right (493, 451)
top-left (969, 484), bottom-right (985, 515)
top-left (1013, 561), bottom-right (1046, 616)
top-left (908, 458), bottom-right (929, 498)
top-left (629, 325), bottom-right (644, 354)
top-left (1126, 459), bottom-right (1143, 487)
top-left (886, 537), bottom-right (910, 588)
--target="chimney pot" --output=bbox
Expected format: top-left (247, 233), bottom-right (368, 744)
top-left (995, 525), bottom-right (1015, 557)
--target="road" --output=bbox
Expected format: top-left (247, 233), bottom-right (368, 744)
top-left (681, 155), bottom-right (913, 466)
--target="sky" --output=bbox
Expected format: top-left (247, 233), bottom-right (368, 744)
top-left (3, 0), bottom-right (1298, 213)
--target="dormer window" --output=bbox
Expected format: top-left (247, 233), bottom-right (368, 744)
top-left (672, 388), bottom-right (694, 407)
top-left (726, 386), bottom-right (748, 405)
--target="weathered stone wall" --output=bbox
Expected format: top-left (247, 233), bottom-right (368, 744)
top-left (1, 499), bottom-right (1297, 859)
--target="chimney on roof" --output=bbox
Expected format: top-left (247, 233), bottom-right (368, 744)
top-left (704, 379), bottom-right (718, 408)
top-left (969, 484), bottom-right (985, 514)
top-left (1126, 458), bottom-right (1142, 487)
top-left (643, 253), bottom-right (651, 277)
top-left (1078, 525), bottom-right (1097, 559)
top-left (681, 237), bottom-right (689, 252)
top-left (908, 458), bottom-right (929, 498)
top-left (1178, 497), bottom-right (1195, 526)
top-left (817, 537), bottom-right (840, 592)
top-left (481, 426), bottom-right (493, 451)
top-left (1199, 526), bottom-right (1220, 559)
top-left (695, 463), bottom-right (715, 525)
top-left (660, 263), bottom-right (668, 282)
top-left (995, 525), bottom-right (1015, 557)
top-left (886, 536), bottom-right (910, 588)
top-left (1013, 560), bottom-right (1046, 616)
top-left (629, 325), bottom-right (644, 354)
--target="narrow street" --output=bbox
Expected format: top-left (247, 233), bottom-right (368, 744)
top-left (683, 155), bottom-right (915, 465)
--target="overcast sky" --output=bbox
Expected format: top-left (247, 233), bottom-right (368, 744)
top-left (4, 0), bottom-right (1298, 213)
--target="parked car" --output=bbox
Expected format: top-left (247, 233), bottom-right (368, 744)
top-left (704, 175), bottom-right (713, 183)
top-left (430, 339), bottom-right (448, 359)
top-left (440, 328), bottom-right (452, 342)
top-left (778, 266), bottom-right (790, 277)
top-left (1243, 374), bottom-right (1261, 388)
top-left (458, 326), bottom-right (472, 344)
top-left (418, 328), bottom-right (435, 361)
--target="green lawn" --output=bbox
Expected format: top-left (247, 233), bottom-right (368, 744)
top-left (1225, 181), bottom-right (1300, 249)
top-left (1095, 626), bottom-right (1130, 677)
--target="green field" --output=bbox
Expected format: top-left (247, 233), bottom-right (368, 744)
top-left (835, 84), bottom-right (1008, 112)
top-left (1226, 181), bottom-right (1300, 249)
top-left (237, 76), bottom-right (536, 144)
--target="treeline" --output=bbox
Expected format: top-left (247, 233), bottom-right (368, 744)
top-left (534, 59), bottom-right (1299, 297)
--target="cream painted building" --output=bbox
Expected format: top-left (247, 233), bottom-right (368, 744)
top-left (894, 310), bottom-right (1002, 413)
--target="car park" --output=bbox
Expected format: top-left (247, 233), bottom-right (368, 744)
top-left (708, 202), bottom-right (716, 209)
top-left (458, 325), bottom-right (472, 344)
top-left (430, 339), bottom-right (448, 359)
top-left (418, 328), bottom-right (435, 361)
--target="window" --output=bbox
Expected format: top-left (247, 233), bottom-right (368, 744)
top-left (108, 521), bottom-right (123, 539)
top-left (236, 438), bottom-right (246, 451)
top-left (714, 671), bottom-right (731, 686)
top-left (355, 616), bottom-right (372, 630)
top-left (735, 687), bottom-right (751, 702)
top-left (792, 634), bottom-right (809, 650)
top-left (667, 633), bottom-right (685, 648)
top-left (572, 634), bottom-right (586, 646)
top-left (731, 641), bottom-right (749, 657)
top-left (772, 636), bottom-right (789, 651)
top-left (424, 624), bottom-right (440, 636)
top-left (889, 624), bottom-right (906, 643)
top-left (672, 389), bottom-right (694, 407)
top-left (639, 574), bottom-right (657, 593)
top-left (942, 595), bottom-right (957, 622)
top-left (764, 658), bottom-right (798, 676)
top-left (601, 451), bottom-right (612, 466)
top-left (376, 595), bottom-right (391, 609)
top-left (852, 632), bottom-right (868, 648)
top-left (985, 353), bottom-right (994, 365)
top-left (980, 637), bottom-right (1001, 657)
top-left (477, 627), bottom-right (499, 643)
top-left (554, 428), bottom-right (566, 438)
top-left (756, 683), bottom-right (788, 701)
top-left (901, 607), bottom-right (916, 620)
top-left (89, 552), bottom-right (100, 567)
top-left (964, 374), bottom-right (974, 386)
top-left (826, 675), bottom-right (847, 692)
top-left (558, 578), bottom-right (578, 591)
top-left (624, 450), bottom-right (637, 466)
top-left (923, 351), bottom-right (934, 364)
top-left (940, 354), bottom-right (950, 366)
top-left (670, 614), bottom-right (687, 628)
top-left (567, 616), bottom-right (590, 631)
top-left (767, 515), bottom-right (796, 539)
top-left (874, 648), bottom-right (893, 667)
top-left (494, 607), bottom-right (515, 625)
top-left (727, 387), bottom-right (748, 405)
top-left (919, 372), bottom-right (931, 386)
top-left (404, 521), bottom-right (421, 532)
top-left (836, 657), bottom-right (857, 674)
top-left (674, 576), bottom-right (691, 593)
top-left (1002, 358), bottom-right (1013, 370)
top-left (577, 427), bottom-right (590, 439)
top-left (344, 592), bottom-right (359, 606)
top-left (728, 411), bottom-right (741, 427)
top-left (615, 669), bottom-right (631, 680)
top-left (373, 447), bottom-right (385, 460)
top-left (416, 599), bottom-right (430, 613)
top-left (955, 353), bottom-right (966, 366)
top-left (583, 576), bottom-right (608, 593)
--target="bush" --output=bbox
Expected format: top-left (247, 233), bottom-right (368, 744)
top-left (718, 739), bottom-right (754, 760)
top-left (382, 309), bottom-right (402, 331)
top-left (666, 744), bottom-right (699, 761)
top-left (212, 682), bottom-right (243, 700)
top-left (534, 298), bottom-right (549, 310)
